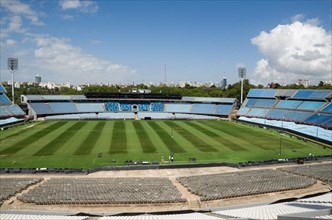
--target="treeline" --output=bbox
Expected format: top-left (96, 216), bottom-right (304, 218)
top-left (3, 80), bottom-right (331, 104)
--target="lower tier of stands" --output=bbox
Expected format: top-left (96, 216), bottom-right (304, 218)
top-left (45, 112), bottom-right (221, 120)
top-left (213, 193), bottom-right (332, 220)
top-left (18, 177), bottom-right (184, 205)
top-left (238, 116), bottom-right (332, 142)
top-left (0, 105), bottom-right (25, 118)
top-left (238, 108), bottom-right (331, 128)
top-left (177, 169), bottom-right (316, 201)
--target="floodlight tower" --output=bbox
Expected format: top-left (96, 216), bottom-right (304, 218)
top-left (238, 67), bottom-right (246, 104)
top-left (8, 58), bottom-right (18, 105)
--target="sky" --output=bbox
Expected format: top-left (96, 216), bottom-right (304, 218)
top-left (0, 0), bottom-right (331, 85)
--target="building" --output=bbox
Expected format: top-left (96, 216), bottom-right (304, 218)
top-left (35, 75), bottom-right (41, 84)
top-left (221, 77), bottom-right (227, 89)
top-left (297, 79), bottom-right (310, 88)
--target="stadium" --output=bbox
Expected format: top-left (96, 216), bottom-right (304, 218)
top-left (0, 84), bottom-right (331, 220)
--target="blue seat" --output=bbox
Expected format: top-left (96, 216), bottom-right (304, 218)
top-left (48, 102), bottom-right (77, 113)
top-left (7, 105), bottom-right (25, 115)
top-left (297, 101), bottom-right (325, 111)
top-left (30, 103), bottom-right (53, 114)
top-left (0, 94), bottom-right (11, 105)
top-left (292, 90), bottom-right (331, 100)
top-left (320, 103), bottom-right (332, 113)
top-left (151, 103), bottom-right (164, 112)
top-left (105, 102), bottom-right (119, 111)
top-left (120, 103), bottom-right (132, 111)
top-left (191, 104), bottom-right (216, 114)
top-left (275, 100), bottom-right (302, 109)
top-left (267, 109), bottom-right (290, 120)
top-left (305, 114), bottom-right (332, 125)
top-left (215, 104), bottom-right (233, 115)
top-left (75, 103), bottom-right (104, 112)
top-left (165, 104), bottom-right (191, 113)
top-left (247, 89), bottom-right (277, 98)
top-left (253, 99), bottom-right (276, 108)
top-left (138, 103), bottom-right (150, 111)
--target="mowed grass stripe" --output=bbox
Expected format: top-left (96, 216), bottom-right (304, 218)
top-left (0, 123), bottom-right (40, 141)
top-left (199, 121), bottom-right (277, 150)
top-left (35, 121), bottom-right (88, 156)
top-left (132, 121), bottom-right (157, 153)
top-left (164, 121), bottom-right (218, 152)
top-left (148, 121), bottom-right (186, 153)
top-left (74, 121), bottom-right (106, 155)
top-left (0, 121), bottom-right (67, 155)
top-left (109, 121), bottom-right (127, 154)
top-left (186, 121), bottom-right (248, 151)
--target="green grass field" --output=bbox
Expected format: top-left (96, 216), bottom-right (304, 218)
top-left (0, 120), bottom-right (330, 168)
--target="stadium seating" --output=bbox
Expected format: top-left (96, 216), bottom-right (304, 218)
top-left (165, 103), bottom-right (191, 113)
top-left (75, 103), bottom-right (105, 112)
top-left (285, 111), bottom-right (313, 122)
top-left (120, 103), bottom-right (132, 111)
top-left (213, 200), bottom-right (331, 220)
top-left (0, 178), bottom-right (43, 204)
top-left (214, 104), bottom-right (233, 115)
top-left (252, 99), bottom-right (276, 108)
top-left (138, 103), bottom-right (150, 111)
top-left (105, 102), bottom-right (119, 111)
top-left (320, 103), bottom-right (332, 113)
top-left (247, 108), bottom-right (269, 118)
top-left (191, 103), bottom-right (216, 114)
top-left (48, 102), bottom-right (77, 114)
top-left (6, 105), bottom-right (25, 115)
top-left (151, 102), bottom-right (164, 112)
top-left (29, 103), bottom-right (53, 114)
top-left (267, 109), bottom-right (290, 120)
top-left (99, 213), bottom-right (221, 219)
top-left (177, 169), bottom-right (316, 201)
top-left (0, 94), bottom-right (11, 105)
top-left (0, 214), bottom-right (88, 220)
top-left (19, 177), bottom-right (185, 205)
top-left (275, 100), bottom-right (303, 109)
top-left (297, 101), bottom-right (325, 111)
top-left (25, 94), bottom-right (236, 118)
top-left (278, 163), bottom-right (332, 183)
top-left (237, 89), bottom-right (332, 128)
top-left (0, 106), bottom-right (12, 117)
top-left (292, 90), bottom-right (332, 100)
top-left (304, 114), bottom-right (331, 125)
top-left (0, 84), bottom-right (7, 93)
top-left (247, 89), bottom-right (277, 98)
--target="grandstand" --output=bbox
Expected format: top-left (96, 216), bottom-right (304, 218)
top-left (237, 89), bottom-right (331, 128)
top-left (21, 92), bottom-right (236, 119)
top-left (237, 89), bottom-right (332, 143)
top-left (0, 84), bottom-right (25, 121)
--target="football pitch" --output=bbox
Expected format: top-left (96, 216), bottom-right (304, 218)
top-left (0, 120), bottom-right (330, 168)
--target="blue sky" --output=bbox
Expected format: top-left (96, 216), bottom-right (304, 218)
top-left (1, 0), bottom-right (331, 85)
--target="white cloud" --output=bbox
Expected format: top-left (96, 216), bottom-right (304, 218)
top-left (62, 14), bottom-right (76, 20)
top-left (0, 38), bottom-right (17, 48)
top-left (0, 0), bottom-right (43, 25)
top-left (4, 15), bottom-right (27, 33)
top-left (59, 0), bottom-right (98, 13)
top-left (291, 13), bottom-right (305, 22)
top-left (33, 36), bottom-right (136, 83)
top-left (251, 19), bottom-right (331, 85)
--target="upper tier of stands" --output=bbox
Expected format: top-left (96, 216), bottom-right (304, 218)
top-left (0, 94), bottom-right (11, 105)
top-left (0, 85), bottom-right (25, 119)
top-left (238, 89), bottom-right (332, 129)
